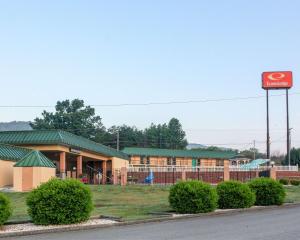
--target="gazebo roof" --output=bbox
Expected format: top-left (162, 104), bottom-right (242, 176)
top-left (14, 150), bottom-right (56, 168)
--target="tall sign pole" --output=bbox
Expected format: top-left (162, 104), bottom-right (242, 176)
top-left (262, 71), bottom-right (293, 161)
top-left (286, 89), bottom-right (290, 165)
top-left (266, 90), bottom-right (270, 159)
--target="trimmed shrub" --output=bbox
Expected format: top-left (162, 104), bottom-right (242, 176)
top-left (0, 193), bottom-right (12, 226)
top-left (27, 178), bottom-right (93, 225)
top-left (248, 178), bottom-right (286, 206)
top-left (279, 179), bottom-right (289, 185)
top-left (290, 179), bottom-right (300, 186)
top-left (169, 180), bottom-right (218, 214)
top-left (217, 181), bottom-right (255, 209)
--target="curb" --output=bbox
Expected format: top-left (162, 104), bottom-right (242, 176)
top-left (1, 203), bottom-right (300, 238)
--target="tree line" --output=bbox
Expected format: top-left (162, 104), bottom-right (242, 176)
top-left (30, 99), bottom-right (188, 150)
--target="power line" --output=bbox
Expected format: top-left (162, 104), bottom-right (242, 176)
top-left (0, 92), bottom-right (299, 108)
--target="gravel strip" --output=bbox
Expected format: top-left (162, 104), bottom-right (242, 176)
top-left (0, 219), bottom-right (117, 234)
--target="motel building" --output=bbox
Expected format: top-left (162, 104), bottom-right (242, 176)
top-left (0, 130), bottom-right (239, 192)
top-left (0, 130), bottom-right (129, 191)
top-left (122, 147), bottom-right (237, 168)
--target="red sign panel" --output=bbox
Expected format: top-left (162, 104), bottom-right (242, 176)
top-left (262, 71), bottom-right (293, 89)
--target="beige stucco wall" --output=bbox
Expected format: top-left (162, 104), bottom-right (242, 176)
top-left (32, 167), bottom-right (56, 188)
top-left (13, 167), bottom-right (23, 192)
top-left (111, 157), bottom-right (129, 170)
top-left (0, 160), bottom-right (15, 187)
top-left (13, 167), bottom-right (56, 192)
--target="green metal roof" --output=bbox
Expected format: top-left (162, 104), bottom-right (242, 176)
top-left (0, 143), bottom-right (31, 161)
top-left (122, 147), bottom-right (237, 159)
top-left (0, 130), bottom-right (129, 160)
top-left (14, 150), bottom-right (56, 168)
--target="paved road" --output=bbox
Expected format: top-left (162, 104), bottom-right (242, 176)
top-left (6, 206), bottom-right (300, 240)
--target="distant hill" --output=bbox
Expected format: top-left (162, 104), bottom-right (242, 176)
top-left (187, 143), bottom-right (237, 152)
top-left (0, 121), bottom-right (32, 131)
top-left (187, 143), bottom-right (207, 150)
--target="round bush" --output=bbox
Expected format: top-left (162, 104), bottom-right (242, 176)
top-left (279, 179), bottom-right (289, 185)
top-left (26, 178), bottom-right (93, 225)
top-left (217, 181), bottom-right (255, 209)
top-left (290, 179), bottom-right (300, 186)
top-left (248, 178), bottom-right (286, 206)
top-left (0, 193), bottom-right (12, 226)
top-left (169, 180), bottom-right (218, 214)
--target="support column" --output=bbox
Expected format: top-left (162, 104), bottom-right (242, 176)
top-left (113, 170), bottom-right (119, 185)
top-left (223, 159), bottom-right (230, 181)
top-left (270, 166), bottom-right (277, 180)
top-left (102, 161), bottom-right (107, 185)
top-left (76, 155), bottom-right (83, 177)
top-left (121, 167), bottom-right (127, 186)
top-left (182, 169), bottom-right (186, 181)
top-left (59, 152), bottom-right (66, 179)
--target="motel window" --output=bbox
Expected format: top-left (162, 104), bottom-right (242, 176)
top-left (146, 157), bottom-right (150, 165)
top-left (216, 160), bottom-right (224, 166)
top-left (167, 157), bottom-right (172, 165)
top-left (197, 159), bottom-right (201, 166)
top-left (140, 156), bottom-right (145, 165)
top-left (172, 157), bottom-right (177, 166)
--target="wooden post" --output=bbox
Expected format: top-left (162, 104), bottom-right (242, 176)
top-left (113, 170), bottom-right (119, 185)
top-left (59, 152), bottom-right (66, 179)
top-left (270, 166), bottom-right (276, 180)
top-left (223, 159), bottom-right (230, 181)
top-left (121, 167), bottom-right (127, 186)
top-left (182, 169), bottom-right (186, 181)
top-left (102, 161), bottom-right (107, 185)
top-left (76, 155), bottom-right (83, 177)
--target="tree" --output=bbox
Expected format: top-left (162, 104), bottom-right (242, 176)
top-left (101, 125), bottom-right (145, 149)
top-left (166, 118), bottom-right (188, 149)
top-left (282, 148), bottom-right (300, 165)
top-left (144, 123), bottom-right (169, 149)
top-left (31, 99), bottom-right (188, 150)
top-left (239, 148), bottom-right (265, 160)
top-left (31, 99), bottom-right (106, 140)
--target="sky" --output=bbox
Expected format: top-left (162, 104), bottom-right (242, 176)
top-left (0, 0), bottom-right (299, 154)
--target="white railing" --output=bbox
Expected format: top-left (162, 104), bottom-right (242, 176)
top-left (229, 166), bottom-right (269, 171)
top-left (229, 165), bottom-right (298, 172)
top-left (275, 165), bottom-right (298, 171)
top-left (127, 166), bottom-right (224, 172)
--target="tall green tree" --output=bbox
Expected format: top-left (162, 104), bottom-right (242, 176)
top-left (144, 123), bottom-right (169, 148)
top-left (143, 119), bottom-right (187, 149)
top-left (283, 148), bottom-right (300, 165)
top-left (30, 99), bottom-right (106, 140)
top-left (100, 125), bottom-right (145, 149)
top-left (166, 118), bottom-right (188, 149)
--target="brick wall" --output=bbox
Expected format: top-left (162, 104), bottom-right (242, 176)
top-left (276, 171), bottom-right (300, 179)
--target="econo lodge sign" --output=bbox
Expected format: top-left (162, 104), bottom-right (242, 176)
top-left (262, 71), bottom-right (293, 89)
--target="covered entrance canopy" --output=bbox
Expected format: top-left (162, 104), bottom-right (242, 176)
top-left (0, 130), bottom-right (129, 184)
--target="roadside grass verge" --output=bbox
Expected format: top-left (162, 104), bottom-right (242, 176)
top-left (3, 185), bottom-right (171, 222)
top-left (2, 184), bottom-right (300, 222)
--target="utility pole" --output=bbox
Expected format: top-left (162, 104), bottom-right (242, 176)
top-left (117, 130), bottom-right (120, 151)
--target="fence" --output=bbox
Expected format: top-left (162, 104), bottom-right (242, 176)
top-left (122, 165), bottom-right (299, 185)
top-left (127, 166), bottom-right (224, 185)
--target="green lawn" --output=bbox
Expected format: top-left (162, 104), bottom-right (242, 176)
top-left (2, 185), bottom-right (300, 222)
top-left (3, 185), bottom-right (171, 222)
